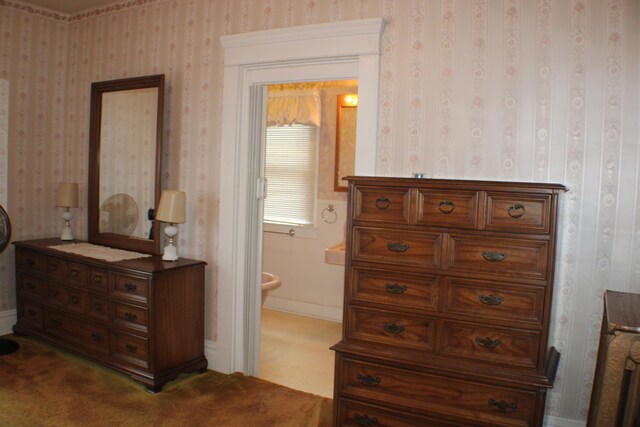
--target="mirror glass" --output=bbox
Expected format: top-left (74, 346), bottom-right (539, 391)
top-left (334, 94), bottom-right (357, 192)
top-left (88, 75), bottom-right (164, 255)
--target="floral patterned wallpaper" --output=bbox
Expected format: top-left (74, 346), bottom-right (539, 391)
top-left (1, 0), bottom-right (639, 422)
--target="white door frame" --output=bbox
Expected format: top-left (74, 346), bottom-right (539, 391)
top-left (216, 18), bottom-right (385, 374)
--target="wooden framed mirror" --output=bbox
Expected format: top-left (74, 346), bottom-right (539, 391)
top-left (334, 93), bottom-right (357, 192)
top-left (88, 74), bottom-right (164, 255)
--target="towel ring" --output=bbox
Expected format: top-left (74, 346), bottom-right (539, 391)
top-left (322, 204), bottom-right (337, 224)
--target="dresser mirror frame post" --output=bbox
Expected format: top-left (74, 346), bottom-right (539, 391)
top-left (88, 74), bottom-right (165, 255)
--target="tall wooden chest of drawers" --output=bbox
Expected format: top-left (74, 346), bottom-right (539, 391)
top-left (13, 238), bottom-right (207, 392)
top-left (332, 177), bottom-right (565, 427)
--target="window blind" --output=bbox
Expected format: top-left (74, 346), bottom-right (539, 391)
top-left (264, 124), bottom-right (318, 225)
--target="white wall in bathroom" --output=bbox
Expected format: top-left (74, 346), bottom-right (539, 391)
top-left (262, 199), bottom-right (346, 322)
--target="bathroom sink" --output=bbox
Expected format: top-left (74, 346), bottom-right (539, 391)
top-left (324, 242), bottom-right (345, 266)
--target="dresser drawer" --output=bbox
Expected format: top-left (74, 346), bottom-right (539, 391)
top-left (483, 192), bottom-right (552, 234)
top-left (443, 277), bottom-right (545, 324)
top-left (444, 234), bottom-right (549, 280)
top-left (439, 320), bottom-right (541, 369)
top-left (347, 306), bottom-right (436, 352)
top-left (111, 302), bottom-right (149, 333)
top-left (87, 267), bottom-right (109, 293)
top-left (353, 186), bottom-right (413, 224)
top-left (87, 294), bottom-right (109, 321)
top-left (111, 273), bottom-right (149, 304)
top-left (65, 289), bottom-right (85, 314)
top-left (45, 283), bottom-right (65, 307)
top-left (353, 227), bottom-right (441, 269)
top-left (46, 310), bottom-right (109, 354)
top-left (338, 356), bottom-right (537, 427)
top-left (64, 261), bottom-right (87, 287)
top-left (416, 189), bottom-right (479, 229)
top-left (336, 398), bottom-right (462, 427)
top-left (17, 251), bottom-right (63, 281)
top-left (350, 267), bottom-right (439, 312)
top-left (17, 275), bottom-right (45, 300)
top-left (19, 299), bottom-right (44, 330)
top-left (112, 331), bottom-right (149, 369)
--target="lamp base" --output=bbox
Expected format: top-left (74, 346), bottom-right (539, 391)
top-left (162, 243), bottom-right (178, 261)
top-left (60, 225), bottom-right (74, 241)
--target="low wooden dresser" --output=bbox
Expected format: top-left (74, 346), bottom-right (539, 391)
top-left (13, 238), bottom-right (207, 392)
top-left (332, 177), bottom-right (565, 426)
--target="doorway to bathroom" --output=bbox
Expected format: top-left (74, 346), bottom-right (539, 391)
top-left (257, 80), bottom-right (356, 397)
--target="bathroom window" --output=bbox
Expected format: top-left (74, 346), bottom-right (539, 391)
top-left (263, 124), bottom-right (319, 226)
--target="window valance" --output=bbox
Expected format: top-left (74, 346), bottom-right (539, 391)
top-left (267, 87), bottom-right (321, 127)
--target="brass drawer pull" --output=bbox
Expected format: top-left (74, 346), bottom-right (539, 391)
top-left (479, 294), bottom-right (504, 306)
top-left (488, 399), bottom-right (517, 413)
top-left (508, 203), bottom-right (526, 218)
top-left (27, 309), bottom-right (37, 317)
top-left (93, 275), bottom-right (103, 284)
top-left (384, 283), bottom-right (408, 294)
top-left (374, 197), bottom-right (390, 210)
top-left (26, 258), bottom-right (36, 266)
top-left (70, 296), bottom-right (80, 304)
top-left (387, 242), bottom-right (409, 253)
top-left (48, 289), bottom-right (59, 298)
top-left (27, 282), bottom-right (36, 290)
top-left (475, 336), bottom-right (501, 349)
top-left (48, 263), bottom-right (58, 272)
top-left (482, 251), bottom-right (507, 262)
top-left (93, 301), bottom-right (103, 310)
top-left (124, 283), bottom-right (137, 292)
top-left (383, 322), bottom-right (405, 334)
top-left (356, 373), bottom-right (381, 386)
top-left (91, 332), bottom-right (104, 343)
top-left (438, 200), bottom-right (455, 214)
top-left (354, 413), bottom-right (379, 426)
top-left (125, 343), bottom-right (137, 353)
top-left (124, 312), bottom-right (138, 322)
top-left (70, 269), bottom-right (80, 278)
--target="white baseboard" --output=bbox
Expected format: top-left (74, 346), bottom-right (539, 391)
top-left (263, 295), bottom-right (342, 323)
top-left (544, 415), bottom-right (586, 427)
top-left (0, 309), bottom-right (16, 335)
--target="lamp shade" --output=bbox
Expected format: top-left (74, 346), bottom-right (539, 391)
top-left (156, 190), bottom-right (186, 224)
top-left (56, 183), bottom-right (79, 208)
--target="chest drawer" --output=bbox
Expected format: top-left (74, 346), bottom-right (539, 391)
top-left (19, 299), bottom-right (44, 330)
top-left (46, 310), bottom-right (109, 354)
top-left (17, 250), bottom-right (62, 281)
top-left (444, 234), bottom-right (549, 280)
top-left (439, 320), bottom-right (541, 369)
top-left (483, 192), bottom-right (551, 234)
top-left (353, 186), bottom-right (413, 224)
top-left (337, 356), bottom-right (537, 427)
top-left (87, 294), bottom-right (108, 321)
top-left (347, 306), bottom-right (436, 352)
top-left (350, 267), bottom-right (439, 312)
top-left (87, 268), bottom-right (109, 293)
top-left (17, 275), bottom-right (45, 300)
top-left (352, 227), bottom-right (441, 269)
top-left (337, 398), bottom-right (463, 427)
top-left (64, 262), bottom-right (87, 287)
top-left (416, 189), bottom-right (479, 229)
top-left (111, 302), bottom-right (149, 333)
top-left (112, 331), bottom-right (149, 369)
top-left (111, 273), bottom-right (149, 304)
top-left (443, 277), bottom-right (545, 325)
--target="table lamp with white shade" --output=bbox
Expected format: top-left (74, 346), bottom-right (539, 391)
top-left (155, 190), bottom-right (186, 261)
top-left (56, 182), bottom-right (79, 241)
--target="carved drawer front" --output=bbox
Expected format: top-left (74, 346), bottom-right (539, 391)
top-left (19, 299), bottom-right (44, 330)
top-left (111, 273), bottom-right (149, 305)
top-left (443, 277), bottom-right (545, 325)
top-left (43, 257), bottom-right (63, 281)
top-left (353, 186), bottom-right (413, 224)
top-left (64, 262), bottom-right (87, 287)
top-left (87, 268), bottom-right (109, 294)
top-left (350, 267), bottom-right (439, 312)
top-left (483, 192), bottom-right (551, 234)
top-left (17, 250), bottom-right (46, 275)
top-left (439, 320), bottom-right (541, 369)
top-left (445, 234), bottom-right (549, 280)
top-left (46, 310), bottom-right (109, 353)
top-left (87, 294), bottom-right (108, 321)
top-left (65, 289), bottom-right (85, 314)
top-left (347, 306), bottom-right (436, 352)
top-left (336, 398), bottom-right (462, 427)
top-left (111, 302), bottom-right (149, 334)
top-left (112, 331), bottom-right (149, 369)
top-left (416, 189), bottom-right (479, 229)
top-left (17, 275), bottom-right (44, 300)
top-left (353, 227), bottom-right (441, 269)
top-left (338, 357), bottom-right (537, 427)
top-left (45, 283), bottom-right (65, 307)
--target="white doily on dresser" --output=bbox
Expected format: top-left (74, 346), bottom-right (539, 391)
top-left (48, 242), bottom-right (151, 262)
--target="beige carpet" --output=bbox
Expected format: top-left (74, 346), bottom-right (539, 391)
top-left (0, 335), bottom-right (332, 426)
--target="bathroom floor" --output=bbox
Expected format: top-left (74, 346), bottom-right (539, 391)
top-left (259, 309), bottom-right (342, 398)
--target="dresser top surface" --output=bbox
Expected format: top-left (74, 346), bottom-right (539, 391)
top-left (344, 176), bottom-right (567, 192)
top-left (13, 238), bottom-right (206, 273)
top-left (604, 290), bottom-right (640, 334)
